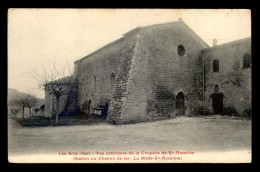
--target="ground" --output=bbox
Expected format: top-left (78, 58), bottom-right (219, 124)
top-left (8, 115), bottom-right (251, 163)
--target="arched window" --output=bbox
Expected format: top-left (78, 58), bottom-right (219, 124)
top-left (243, 53), bottom-right (251, 68)
top-left (110, 72), bottom-right (116, 90)
top-left (177, 45), bottom-right (185, 57)
top-left (213, 59), bottom-right (219, 72)
top-left (215, 84), bottom-right (219, 93)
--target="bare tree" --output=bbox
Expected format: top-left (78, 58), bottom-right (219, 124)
top-left (27, 95), bottom-right (39, 118)
top-left (11, 93), bottom-right (30, 119)
top-left (33, 58), bottom-right (76, 125)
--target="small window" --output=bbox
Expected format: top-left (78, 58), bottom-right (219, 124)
top-left (177, 45), bottom-right (185, 57)
top-left (94, 75), bottom-right (96, 91)
top-left (215, 85), bottom-right (219, 93)
top-left (110, 72), bottom-right (116, 90)
top-left (213, 59), bottom-right (219, 72)
top-left (243, 53), bottom-right (251, 68)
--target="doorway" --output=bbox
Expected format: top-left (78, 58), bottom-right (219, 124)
top-left (211, 93), bottom-right (224, 114)
top-left (88, 100), bottom-right (92, 114)
top-left (176, 92), bottom-right (185, 115)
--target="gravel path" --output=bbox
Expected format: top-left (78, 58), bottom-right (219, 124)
top-left (8, 116), bottom-right (251, 158)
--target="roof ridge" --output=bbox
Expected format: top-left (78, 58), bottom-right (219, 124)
top-left (127, 20), bottom-right (210, 48)
top-left (74, 20), bottom-right (211, 64)
top-left (180, 21), bottom-right (210, 48)
top-left (74, 36), bottom-right (125, 64)
top-left (123, 21), bottom-right (179, 36)
top-left (202, 37), bottom-right (251, 52)
top-left (140, 21), bottom-right (179, 29)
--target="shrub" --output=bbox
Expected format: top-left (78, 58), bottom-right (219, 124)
top-left (191, 103), bottom-right (211, 116)
top-left (14, 118), bottom-right (28, 127)
top-left (223, 105), bottom-right (238, 116)
top-left (242, 108), bottom-right (252, 118)
top-left (10, 109), bottom-right (20, 115)
top-left (40, 104), bottom-right (45, 110)
top-left (35, 108), bottom-right (40, 113)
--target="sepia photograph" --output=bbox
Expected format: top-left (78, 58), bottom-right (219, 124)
top-left (8, 9), bottom-right (251, 163)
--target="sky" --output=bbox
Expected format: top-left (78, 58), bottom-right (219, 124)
top-left (8, 9), bottom-right (251, 99)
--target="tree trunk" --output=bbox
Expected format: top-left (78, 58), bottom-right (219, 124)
top-left (56, 97), bottom-right (60, 125)
top-left (29, 108), bottom-right (32, 118)
top-left (22, 107), bottom-right (25, 119)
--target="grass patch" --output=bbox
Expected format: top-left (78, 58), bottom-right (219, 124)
top-left (13, 114), bottom-right (107, 127)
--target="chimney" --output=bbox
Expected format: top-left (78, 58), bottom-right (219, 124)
top-left (178, 18), bottom-right (183, 22)
top-left (213, 39), bottom-right (217, 47)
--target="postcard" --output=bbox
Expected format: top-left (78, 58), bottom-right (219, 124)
top-left (8, 9), bottom-right (251, 163)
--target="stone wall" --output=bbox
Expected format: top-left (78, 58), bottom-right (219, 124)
top-left (113, 34), bottom-right (149, 124)
top-left (108, 21), bottom-right (209, 124)
top-left (202, 38), bottom-right (251, 114)
top-left (76, 33), bottom-right (137, 116)
top-left (139, 21), bottom-right (208, 119)
top-left (106, 29), bottom-right (140, 124)
top-left (44, 91), bottom-right (52, 117)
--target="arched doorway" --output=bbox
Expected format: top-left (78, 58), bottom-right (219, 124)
top-left (176, 92), bottom-right (185, 115)
top-left (88, 100), bottom-right (92, 114)
top-left (210, 85), bottom-right (224, 115)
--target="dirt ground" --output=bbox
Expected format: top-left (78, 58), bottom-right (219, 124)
top-left (8, 115), bottom-right (251, 160)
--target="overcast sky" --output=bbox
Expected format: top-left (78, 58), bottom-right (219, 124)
top-left (8, 9), bottom-right (251, 99)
